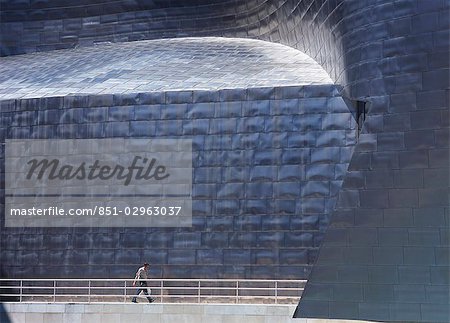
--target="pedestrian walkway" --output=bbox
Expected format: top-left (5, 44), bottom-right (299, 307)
top-left (1, 303), bottom-right (375, 323)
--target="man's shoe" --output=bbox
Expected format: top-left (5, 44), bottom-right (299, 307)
top-left (132, 299), bottom-right (137, 303)
top-left (148, 298), bottom-right (155, 303)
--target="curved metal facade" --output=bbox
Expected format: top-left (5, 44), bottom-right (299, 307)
top-left (0, 0), bottom-right (449, 321)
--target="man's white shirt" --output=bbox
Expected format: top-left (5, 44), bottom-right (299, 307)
top-left (134, 266), bottom-right (148, 283)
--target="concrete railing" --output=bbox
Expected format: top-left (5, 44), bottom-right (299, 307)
top-left (0, 279), bottom-right (305, 304)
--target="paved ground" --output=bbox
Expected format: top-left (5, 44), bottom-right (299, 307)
top-left (0, 37), bottom-right (333, 100)
top-left (3, 303), bottom-right (371, 323)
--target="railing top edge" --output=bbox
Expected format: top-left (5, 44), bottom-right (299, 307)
top-left (0, 278), bottom-right (307, 282)
top-left (7, 301), bottom-right (299, 305)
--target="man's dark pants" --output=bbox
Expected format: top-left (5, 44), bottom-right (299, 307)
top-left (132, 281), bottom-right (152, 302)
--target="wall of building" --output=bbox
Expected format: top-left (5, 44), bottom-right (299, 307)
top-left (261, 1), bottom-right (449, 321)
top-left (0, 0), bottom-right (256, 56)
top-left (0, 85), bottom-right (354, 279)
top-left (1, 0), bottom-right (448, 321)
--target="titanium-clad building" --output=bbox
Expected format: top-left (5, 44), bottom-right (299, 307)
top-left (0, 0), bottom-right (448, 322)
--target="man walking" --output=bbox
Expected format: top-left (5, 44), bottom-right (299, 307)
top-left (132, 262), bottom-right (155, 303)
